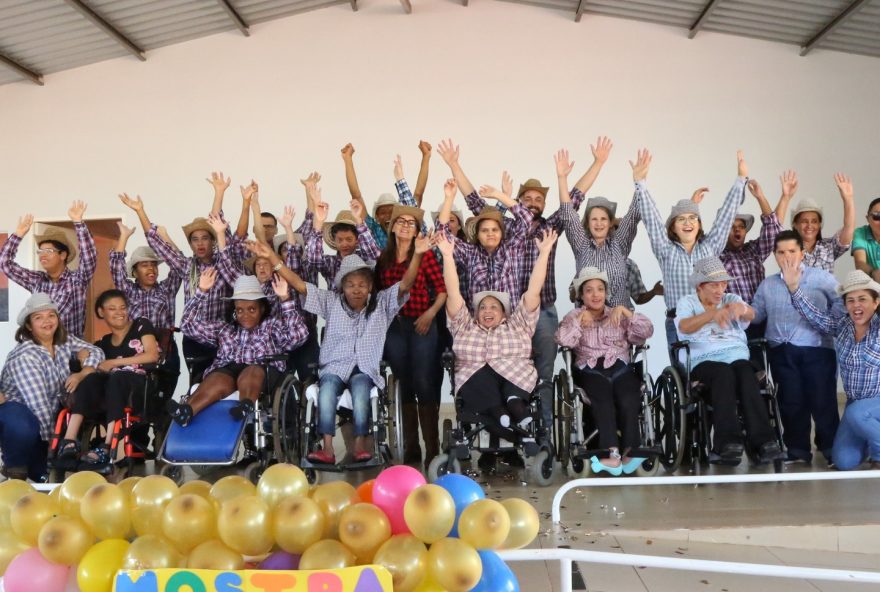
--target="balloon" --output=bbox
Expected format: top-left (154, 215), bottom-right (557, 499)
top-left (299, 539), bottom-right (356, 570)
top-left (0, 479), bottom-right (35, 529)
top-left (499, 498), bottom-right (540, 550)
top-left (209, 475), bottom-right (255, 506)
top-left (338, 503), bottom-right (391, 564)
top-left (412, 573), bottom-right (445, 592)
top-left (80, 484), bottom-right (130, 540)
top-left (58, 472), bottom-right (106, 520)
top-left (10, 491), bottom-right (60, 546)
top-left (310, 481), bottom-right (360, 539)
top-left (259, 550), bottom-right (300, 570)
top-left (433, 474), bottom-right (485, 537)
top-left (373, 534), bottom-right (428, 592)
top-left (4, 547), bottom-right (70, 592)
top-left (272, 495), bottom-right (325, 554)
top-left (372, 465), bottom-right (426, 535)
top-left (256, 463), bottom-right (309, 508)
top-left (356, 479), bottom-right (375, 504)
top-left (403, 484), bottom-right (455, 544)
top-left (122, 535), bottom-right (183, 570)
top-left (76, 538), bottom-right (129, 592)
top-left (458, 499), bottom-right (510, 550)
top-left (130, 475), bottom-right (178, 536)
top-left (0, 529), bottom-right (29, 576)
top-left (217, 495), bottom-right (273, 557)
top-left (427, 538), bottom-right (482, 592)
top-left (38, 515), bottom-right (94, 565)
top-left (49, 483), bottom-right (62, 504)
top-left (179, 480), bottom-right (214, 503)
top-left (471, 550), bottom-right (519, 592)
top-left (162, 494), bottom-right (217, 554)
top-left (116, 476), bottom-right (141, 497)
top-left (186, 539), bottom-right (245, 571)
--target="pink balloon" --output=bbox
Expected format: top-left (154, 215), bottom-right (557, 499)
top-left (372, 465), bottom-right (426, 534)
top-left (5, 548), bottom-right (70, 592)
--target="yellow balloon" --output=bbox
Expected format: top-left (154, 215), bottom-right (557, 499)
top-left (310, 481), bottom-right (360, 539)
top-left (338, 503), bottom-right (391, 564)
top-left (162, 494), bottom-right (217, 554)
top-left (179, 480), bottom-right (212, 500)
top-left (500, 498), bottom-right (540, 550)
top-left (49, 483), bottom-right (62, 504)
top-left (257, 463), bottom-right (309, 509)
top-left (299, 539), bottom-right (356, 570)
top-left (77, 538), bottom-right (129, 592)
top-left (58, 471), bottom-right (106, 520)
top-left (0, 530), bottom-right (29, 576)
top-left (187, 539), bottom-right (245, 570)
top-left (217, 495), bottom-right (273, 557)
top-left (116, 476), bottom-right (142, 497)
top-left (130, 475), bottom-right (178, 536)
top-left (403, 484), bottom-right (456, 544)
top-left (209, 475), bottom-right (255, 506)
top-left (38, 515), bottom-right (94, 565)
top-left (412, 573), bottom-right (445, 592)
top-left (458, 499), bottom-right (510, 550)
top-left (272, 495), bottom-right (325, 554)
top-left (122, 535), bottom-right (183, 570)
top-left (80, 483), bottom-right (131, 540)
top-left (373, 534), bottom-right (428, 592)
top-left (0, 479), bottom-right (35, 529)
top-left (427, 538), bottom-right (482, 592)
top-left (10, 492), bottom-right (60, 546)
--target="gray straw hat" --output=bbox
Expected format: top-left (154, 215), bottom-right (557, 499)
top-left (334, 254), bottom-right (375, 289)
top-left (273, 232), bottom-right (304, 255)
top-left (571, 266), bottom-right (609, 296)
top-left (127, 246), bottom-right (162, 276)
top-left (838, 270), bottom-right (880, 296)
top-left (224, 275), bottom-right (266, 301)
top-left (473, 290), bottom-right (512, 316)
top-left (585, 197), bottom-right (618, 219)
top-left (17, 293), bottom-right (59, 327)
top-left (791, 199), bottom-right (823, 224)
top-left (665, 200), bottom-right (701, 228)
top-left (431, 207), bottom-right (465, 228)
top-left (372, 193), bottom-right (398, 218)
top-left (735, 214), bottom-right (755, 233)
top-left (689, 256), bottom-right (735, 287)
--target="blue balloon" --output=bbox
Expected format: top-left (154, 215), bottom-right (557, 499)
top-left (434, 473), bottom-right (485, 537)
top-left (472, 550), bottom-right (520, 592)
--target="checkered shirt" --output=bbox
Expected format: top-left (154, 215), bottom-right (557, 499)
top-left (366, 179), bottom-right (419, 249)
top-left (377, 250), bottom-right (446, 318)
top-left (110, 250), bottom-right (182, 329)
top-left (303, 223), bottom-right (381, 291)
top-left (803, 232), bottom-right (849, 272)
top-left (720, 213), bottom-right (782, 303)
top-left (0, 222), bottom-right (97, 337)
top-left (555, 306), bottom-right (654, 370)
top-left (625, 258), bottom-right (648, 305)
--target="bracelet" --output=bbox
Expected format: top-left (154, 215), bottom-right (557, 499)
top-left (273, 262), bottom-right (283, 272)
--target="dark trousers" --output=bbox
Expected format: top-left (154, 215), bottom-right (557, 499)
top-left (572, 360), bottom-right (641, 450)
top-left (691, 359), bottom-right (774, 450)
top-left (159, 338), bottom-right (181, 397)
top-left (459, 365), bottom-right (530, 425)
top-left (0, 401), bottom-right (48, 481)
top-left (288, 316), bottom-right (320, 383)
top-left (383, 316), bottom-right (441, 405)
top-left (182, 335), bottom-right (218, 384)
top-left (68, 371), bottom-right (145, 424)
top-left (768, 343), bottom-right (839, 461)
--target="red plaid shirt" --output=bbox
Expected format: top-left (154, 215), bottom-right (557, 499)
top-left (377, 250), bottom-right (446, 318)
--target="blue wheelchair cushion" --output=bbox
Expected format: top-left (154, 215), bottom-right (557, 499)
top-left (163, 400), bottom-right (246, 463)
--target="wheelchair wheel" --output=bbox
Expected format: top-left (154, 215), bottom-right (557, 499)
top-left (272, 373), bottom-right (302, 465)
top-left (385, 375), bottom-right (404, 463)
top-left (158, 463), bottom-right (185, 486)
top-left (634, 456), bottom-right (661, 477)
top-left (567, 456), bottom-right (589, 478)
top-left (554, 370), bottom-right (573, 472)
top-left (427, 453), bottom-right (461, 482)
top-left (655, 367), bottom-right (687, 473)
top-left (529, 448), bottom-right (555, 487)
top-left (244, 460), bottom-right (265, 484)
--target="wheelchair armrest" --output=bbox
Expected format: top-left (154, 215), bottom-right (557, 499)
top-left (670, 340), bottom-right (691, 353)
top-left (380, 360), bottom-right (388, 374)
top-left (441, 348), bottom-right (455, 371)
top-left (634, 344), bottom-right (650, 354)
top-left (259, 353), bottom-right (289, 365)
top-left (184, 355), bottom-right (214, 365)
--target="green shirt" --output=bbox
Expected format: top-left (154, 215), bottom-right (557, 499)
top-left (851, 225), bottom-right (880, 269)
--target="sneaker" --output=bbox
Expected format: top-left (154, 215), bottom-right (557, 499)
top-left (306, 449), bottom-right (336, 464)
top-left (758, 441), bottom-right (786, 464)
top-left (715, 442), bottom-right (744, 466)
top-left (166, 400), bottom-right (193, 427)
top-left (229, 399), bottom-right (255, 421)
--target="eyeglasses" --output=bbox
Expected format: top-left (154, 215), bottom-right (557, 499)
top-left (675, 215), bottom-right (699, 224)
top-left (869, 212), bottom-right (880, 221)
top-left (36, 248), bottom-right (60, 255)
top-left (394, 219), bottom-right (418, 228)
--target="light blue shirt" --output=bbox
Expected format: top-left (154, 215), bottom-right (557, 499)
top-left (675, 292), bottom-right (750, 365)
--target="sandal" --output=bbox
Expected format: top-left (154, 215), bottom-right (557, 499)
top-left (353, 450), bottom-right (372, 463)
top-left (57, 438), bottom-right (80, 460)
top-left (166, 400), bottom-right (193, 427)
top-left (229, 399), bottom-right (255, 421)
top-left (307, 449), bottom-right (336, 465)
top-left (82, 443), bottom-right (112, 465)
top-left (590, 455), bottom-right (623, 476)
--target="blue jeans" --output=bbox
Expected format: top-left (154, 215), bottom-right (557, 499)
top-left (533, 305), bottom-right (559, 427)
top-left (384, 316), bottom-right (440, 405)
top-left (0, 401), bottom-right (48, 480)
top-left (317, 371), bottom-right (374, 437)
top-left (832, 398), bottom-right (880, 470)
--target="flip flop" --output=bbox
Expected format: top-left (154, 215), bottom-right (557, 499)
top-left (590, 455), bottom-right (623, 476)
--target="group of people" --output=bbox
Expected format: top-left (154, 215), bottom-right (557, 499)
top-left (0, 137), bottom-right (878, 484)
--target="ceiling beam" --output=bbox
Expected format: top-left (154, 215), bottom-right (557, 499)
top-left (575, 0), bottom-right (586, 22)
top-left (0, 53), bottom-right (44, 86)
top-left (61, 0), bottom-right (145, 61)
top-left (215, 0), bottom-right (250, 36)
top-left (688, 0), bottom-right (722, 39)
top-left (350, 0), bottom-right (358, 11)
top-left (400, 0), bottom-right (412, 13)
top-left (800, 0), bottom-right (870, 56)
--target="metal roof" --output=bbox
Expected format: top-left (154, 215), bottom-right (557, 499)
top-left (1, 0), bottom-right (877, 87)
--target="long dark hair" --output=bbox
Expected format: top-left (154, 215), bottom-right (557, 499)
top-left (376, 230), bottom-right (415, 281)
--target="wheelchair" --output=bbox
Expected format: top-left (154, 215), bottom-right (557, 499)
top-left (654, 338), bottom-right (786, 474)
top-left (427, 350), bottom-right (557, 487)
top-left (554, 345), bottom-right (663, 477)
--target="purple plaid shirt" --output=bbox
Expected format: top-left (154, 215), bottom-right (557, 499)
top-left (803, 232), bottom-right (849, 272)
top-left (720, 213), bottom-right (782, 304)
top-left (0, 222), bottom-right (97, 337)
top-left (303, 222), bottom-right (381, 291)
top-left (110, 250), bottom-right (182, 329)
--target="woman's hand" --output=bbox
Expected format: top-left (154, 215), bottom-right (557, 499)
top-left (199, 267), bottom-right (217, 292)
top-left (97, 360), bottom-right (118, 373)
top-left (414, 310), bottom-right (434, 335)
top-left (207, 171), bottom-right (231, 194)
top-left (609, 305), bottom-right (633, 327)
top-left (117, 221), bottom-right (136, 240)
top-left (14, 214), bottom-right (33, 238)
top-left (414, 231), bottom-right (432, 255)
top-left (555, 149), bottom-right (574, 178)
top-left (207, 213), bottom-right (228, 235)
top-left (434, 231), bottom-right (454, 258)
top-left (534, 228), bottom-right (559, 255)
top-left (273, 275), bottom-right (290, 301)
top-left (68, 200), bottom-right (87, 223)
top-left (64, 370), bottom-right (87, 394)
top-left (629, 148), bottom-right (652, 182)
top-left (591, 135), bottom-right (613, 164)
top-left (443, 178), bottom-right (457, 202)
top-left (118, 192), bottom-right (144, 212)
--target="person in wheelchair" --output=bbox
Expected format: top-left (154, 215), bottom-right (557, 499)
top-left (675, 256), bottom-right (785, 466)
top-left (555, 267), bottom-right (654, 475)
top-left (167, 272), bottom-right (308, 426)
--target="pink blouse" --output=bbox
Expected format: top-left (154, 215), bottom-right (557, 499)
top-left (555, 306), bottom-right (654, 369)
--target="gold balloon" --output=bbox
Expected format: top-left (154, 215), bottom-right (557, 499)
top-left (458, 499), bottom-right (510, 550)
top-left (130, 475), bottom-right (179, 536)
top-left (80, 483), bottom-right (131, 540)
top-left (216, 495), bottom-right (273, 557)
top-left (38, 515), bottom-right (94, 565)
top-left (117, 476), bottom-right (142, 497)
top-left (412, 573), bottom-right (445, 592)
top-left (299, 539), bottom-right (356, 571)
top-left (186, 539), bottom-right (245, 571)
top-left (403, 484), bottom-right (456, 544)
top-left (122, 535), bottom-right (183, 570)
top-left (49, 484), bottom-right (62, 504)
top-left (272, 495), bottom-right (325, 554)
top-left (338, 503), bottom-right (391, 564)
top-left (499, 498), bottom-right (540, 550)
top-left (310, 481), bottom-right (360, 539)
top-left (10, 492), bottom-right (60, 546)
top-left (58, 471), bottom-right (106, 520)
top-left (373, 534), bottom-right (428, 592)
top-left (210, 475), bottom-right (255, 506)
top-left (427, 538), bottom-right (482, 592)
top-left (0, 479), bottom-right (35, 529)
top-left (257, 463), bottom-right (309, 509)
top-left (77, 538), bottom-right (129, 592)
top-left (162, 494), bottom-right (217, 554)
top-left (0, 530), bottom-right (29, 576)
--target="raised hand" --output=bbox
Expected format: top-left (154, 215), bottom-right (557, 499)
top-left (591, 136), bottom-right (613, 164)
top-left (737, 150), bottom-right (748, 178)
top-left (156, 226), bottom-right (174, 245)
top-left (272, 275), bottom-right (290, 301)
top-left (629, 149), bottom-right (652, 182)
top-left (501, 171), bottom-right (513, 199)
top-left (280, 205), bottom-right (295, 230)
top-left (726, 301), bottom-right (749, 321)
top-left (780, 170), bottom-right (798, 198)
top-left (240, 180), bottom-right (258, 202)
top-left (198, 267), bottom-right (217, 292)
top-left (779, 256), bottom-right (801, 293)
top-left (68, 200), bottom-right (87, 222)
top-left (118, 193), bottom-right (144, 212)
top-left (245, 239), bottom-right (273, 259)
top-left (712, 306), bottom-right (732, 329)
top-left (579, 310), bottom-right (594, 327)
top-left (437, 139), bottom-right (460, 167)
top-left (834, 173), bottom-right (854, 200)
top-left (534, 228), bottom-right (559, 254)
top-left (609, 305), bottom-right (633, 327)
top-left (350, 199), bottom-right (365, 224)
top-left (207, 171), bottom-right (231, 193)
top-left (341, 143), bottom-right (355, 159)
top-left (206, 213), bottom-right (228, 234)
top-left (443, 178), bottom-right (457, 202)
top-left (314, 201), bottom-right (329, 226)
top-left (434, 230), bottom-right (454, 257)
top-left (555, 149), bottom-right (574, 178)
top-left (418, 140), bottom-right (432, 156)
top-left (14, 214), bottom-right (33, 238)
top-left (747, 179), bottom-right (764, 199)
top-left (414, 230), bottom-right (432, 255)
top-left (117, 221), bottom-right (135, 240)
top-left (478, 185), bottom-right (506, 201)
top-left (300, 171), bottom-right (321, 187)
top-left (394, 154), bottom-right (404, 181)
top-left (691, 187), bottom-right (709, 204)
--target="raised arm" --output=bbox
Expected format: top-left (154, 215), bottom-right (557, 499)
top-left (235, 181), bottom-right (256, 240)
top-left (436, 231), bottom-right (464, 319)
top-left (631, 149), bottom-right (671, 258)
top-left (478, 172), bottom-right (517, 210)
top-left (835, 173), bottom-right (856, 246)
top-left (703, 151), bottom-right (748, 252)
top-left (414, 140), bottom-right (431, 206)
top-left (179, 268), bottom-right (226, 346)
top-left (437, 139), bottom-right (476, 197)
top-left (119, 193), bottom-right (152, 233)
top-left (114, 220), bottom-right (135, 254)
top-left (523, 230), bottom-right (558, 312)
top-left (571, 136), bottom-right (613, 194)
top-left (207, 171), bottom-right (231, 217)
top-left (69, 201), bottom-right (97, 281)
top-left (780, 258), bottom-right (842, 335)
top-left (555, 149), bottom-right (575, 204)
top-left (350, 200), bottom-right (381, 262)
top-left (341, 143), bottom-right (366, 207)
top-left (393, 154), bottom-right (418, 207)
top-left (247, 239), bottom-right (308, 296)
top-left (398, 233), bottom-right (428, 297)
top-left (146, 224), bottom-right (187, 275)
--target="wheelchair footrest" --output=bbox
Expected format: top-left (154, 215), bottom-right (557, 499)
top-left (161, 400), bottom-right (246, 463)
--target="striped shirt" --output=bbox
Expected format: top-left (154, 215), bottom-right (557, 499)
top-left (555, 306), bottom-right (654, 370)
top-left (803, 232), bottom-right (849, 272)
top-left (720, 213), bottom-right (782, 303)
top-left (110, 250), bottom-right (182, 329)
top-left (303, 223), bottom-right (381, 291)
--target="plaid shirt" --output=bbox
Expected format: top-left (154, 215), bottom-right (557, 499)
top-left (0, 222), bottom-right (97, 337)
top-left (449, 297), bottom-right (539, 394)
top-left (638, 177), bottom-right (746, 311)
top-left (377, 250), bottom-right (445, 318)
top-left (366, 179), bottom-right (419, 249)
top-left (180, 290), bottom-right (307, 375)
top-left (625, 258), bottom-right (648, 306)
top-left (304, 282), bottom-right (407, 388)
top-left (720, 213), bottom-right (782, 303)
top-left (0, 337), bottom-right (104, 439)
top-left (303, 222), bottom-right (381, 291)
top-left (110, 250), bottom-right (182, 329)
top-left (555, 306), bottom-right (654, 370)
top-left (803, 232), bottom-right (849, 272)
top-left (790, 288), bottom-right (880, 401)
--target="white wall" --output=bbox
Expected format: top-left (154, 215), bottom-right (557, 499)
top-left (1, 0), bottom-right (879, 377)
